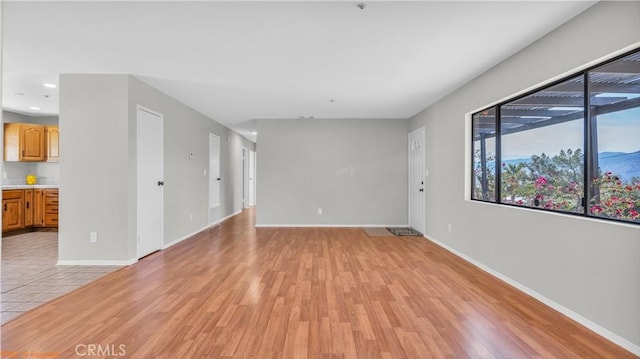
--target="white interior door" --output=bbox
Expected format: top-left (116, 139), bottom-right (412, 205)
top-left (137, 107), bottom-right (164, 258)
top-left (209, 133), bottom-right (221, 224)
top-left (409, 127), bottom-right (425, 234)
top-left (249, 150), bottom-right (256, 207)
top-left (242, 147), bottom-right (249, 209)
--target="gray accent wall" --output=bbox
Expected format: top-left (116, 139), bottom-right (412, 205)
top-left (256, 118), bottom-right (408, 226)
top-left (59, 74), bottom-right (254, 263)
top-left (409, 1), bottom-right (640, 349)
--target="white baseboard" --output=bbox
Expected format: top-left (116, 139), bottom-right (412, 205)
top-left (255, 223), bottom-right (408, 228)
top-left (423, 233), bottom-right (640, 356)
top-left (162, 210), bottom-right (242, 249)
top-left (57, 259), bottom-right (137, 266)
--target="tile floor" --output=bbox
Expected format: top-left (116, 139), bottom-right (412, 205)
top-left (1, 231), bottom-right (120, 323)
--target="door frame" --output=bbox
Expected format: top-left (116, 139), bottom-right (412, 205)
top-left (408, 127), bottom-right (425, 234)
top-left (136, 105), bottom-right (164, 258)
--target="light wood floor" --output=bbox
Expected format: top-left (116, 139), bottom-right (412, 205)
top-left (1, 209), bottom-right (634, 358)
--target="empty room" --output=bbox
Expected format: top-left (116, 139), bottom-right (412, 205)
top-left (1, 1), bottom-right (639, 358)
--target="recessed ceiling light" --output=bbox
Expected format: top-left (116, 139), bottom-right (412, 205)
top-left (43, 83), bottom-right (57, 88)
top-left (29, 106), bottom-right (41, 110)
top-left (251, 131), bottom-right (258, 135)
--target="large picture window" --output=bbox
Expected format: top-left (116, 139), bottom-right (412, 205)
top-left (471, 49), bottom-right (639, 224)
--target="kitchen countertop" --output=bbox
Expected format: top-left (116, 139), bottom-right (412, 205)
top-left (2, 185), bottom-right (59, 189)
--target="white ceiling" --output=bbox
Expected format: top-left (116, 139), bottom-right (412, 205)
top-left (2, 1), bottom-right (596, 142)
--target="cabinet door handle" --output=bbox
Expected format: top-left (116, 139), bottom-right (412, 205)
top-left (3, 204), bottom-right (6, 211)
top-left (26, 202), bottom-right (30, 209)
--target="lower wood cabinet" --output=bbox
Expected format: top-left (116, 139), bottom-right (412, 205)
top-left (2, 190), bottom-right (24, 232)
top-left (43, 189), bottom-right (59, 227)
top-left (34, 189), bottom-right (45, 227)
top-left (24, 189), bottom-right (34, 227)
top-left (2, 188), bottom-right (58, 232)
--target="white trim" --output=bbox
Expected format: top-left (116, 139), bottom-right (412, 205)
top-left (423, 233), bottom-right (640, 356)
top-left (57, 259), bottom-right (137, 266)
top-left (255, 224), bottom-right (408, 228)
top-left (163, 210), bottom-right (242, 249)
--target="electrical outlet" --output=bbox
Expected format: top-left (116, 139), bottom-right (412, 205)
top-left (189, 213), bottom-right (193, 221)
top-left (448, 224), bottom-right (452, 233)
top-left (317, 208), bottom-right (323, 215)
top-left (203, 168), bottom-right (207, 176)
top-left (90, 232), bottom-right (98, 243)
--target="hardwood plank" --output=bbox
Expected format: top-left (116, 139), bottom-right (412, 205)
top-left (1, 208), bottom-right (635, 358)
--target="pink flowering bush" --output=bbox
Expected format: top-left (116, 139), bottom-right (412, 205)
top-left (502, 149), bottom-right (584, 213)
top-left (591, 172), bottom-right (640, 222)
top-left (476, 147), bottom-right (639, 223)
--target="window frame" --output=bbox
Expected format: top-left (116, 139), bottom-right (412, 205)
top-left (470, 47), bottom-right (640, 225)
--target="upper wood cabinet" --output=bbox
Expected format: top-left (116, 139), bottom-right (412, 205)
top-left (46, 125), bottom-right (60, 162)
top-left (4, 123), bottom-right (59, 162)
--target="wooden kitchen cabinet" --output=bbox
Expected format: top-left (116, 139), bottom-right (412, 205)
top-left (44, 189), bottom-right (59, 226)
top-left (46, 125), bottom-right (60, 162)
top-left (33, 189), bottom-right (45, 227)
top-left (2, 190), bottom-right (24, 231)
top-left (2, 188), bottom-right (58, 233)
top-left (24, 189), bottom-right (34, 227)
top-left (23, 125), bottom-right (46, 161)
top-left (4, 123), bottom-right (46, 161)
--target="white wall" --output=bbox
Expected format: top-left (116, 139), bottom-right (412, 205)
top-left (59, 74), bottom-right (255, 263)
top-left (410, 1), bottom-right (640, 352)
top-left (257, 118), bottom-right (408, 226)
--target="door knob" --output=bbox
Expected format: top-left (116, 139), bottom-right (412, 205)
top-left (158, 181), bottom-right (164, 186)
top-left (419, 188), bottom-right (424, 192)
top-left (217, 178), bottom-right (221, 181)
